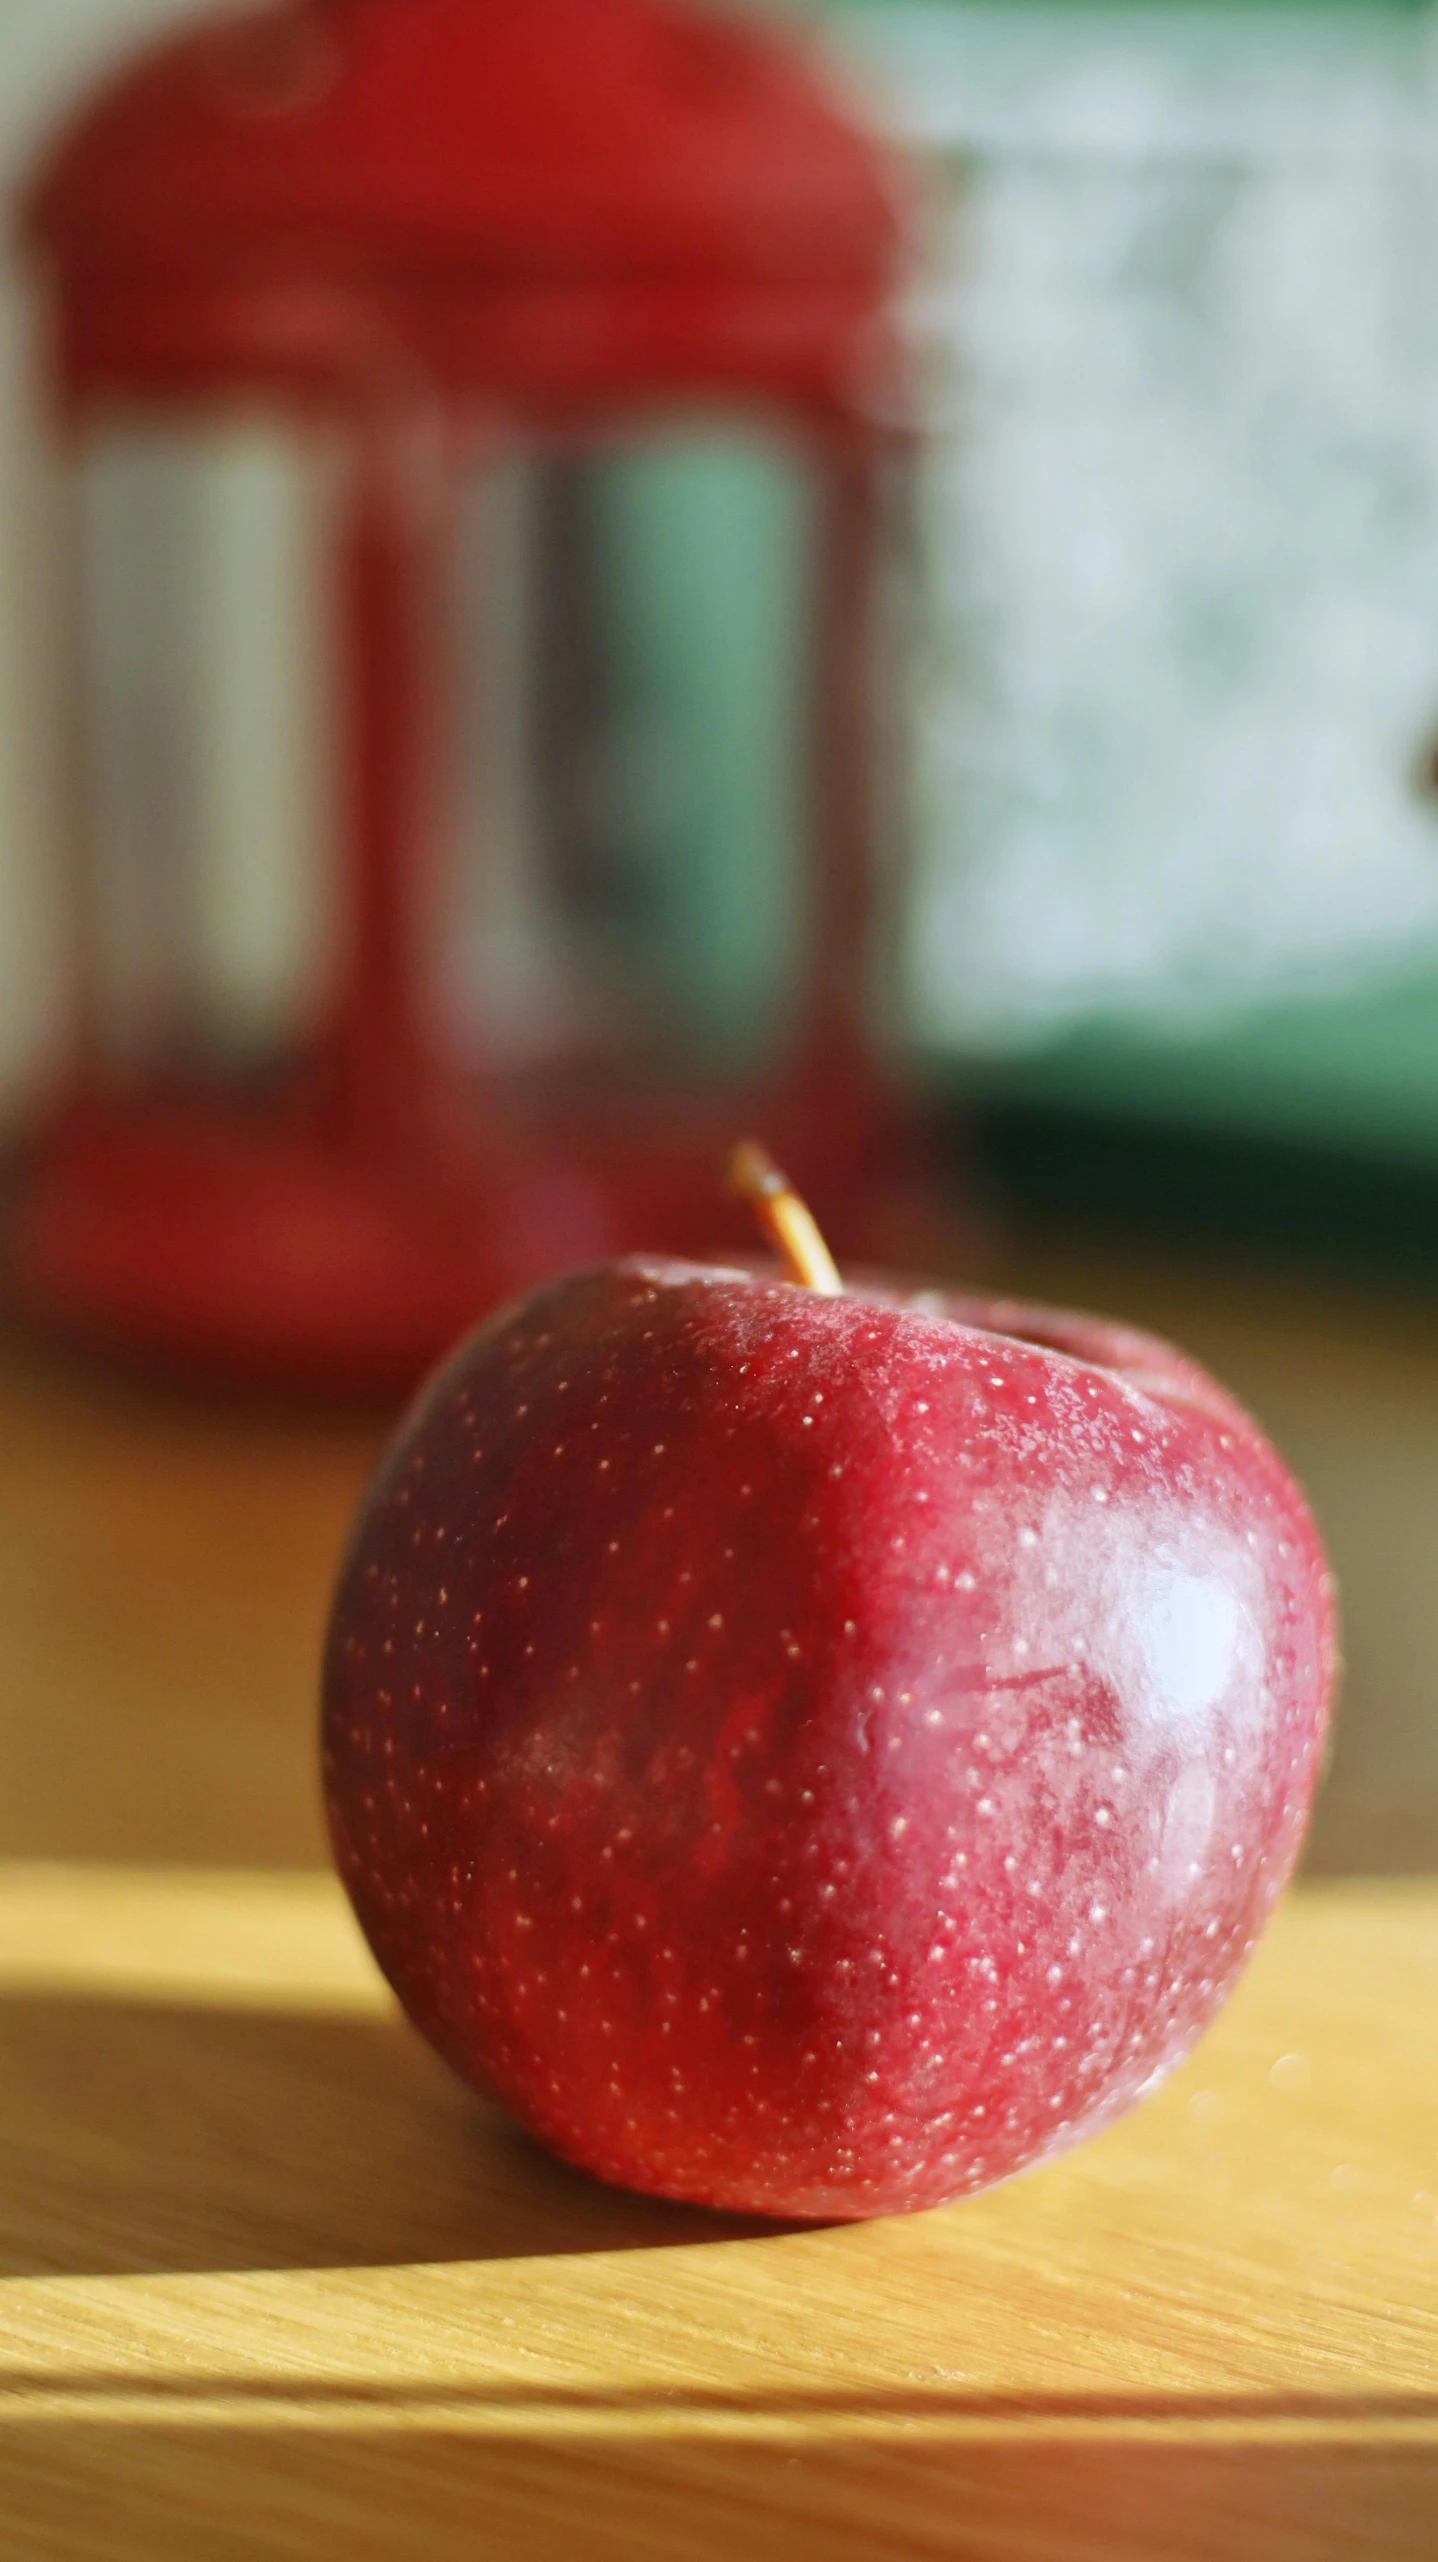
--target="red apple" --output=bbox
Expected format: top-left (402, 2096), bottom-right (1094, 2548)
top-left (322, 1203), bottom-right (1335, 2220)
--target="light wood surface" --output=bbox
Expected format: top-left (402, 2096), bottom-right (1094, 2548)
top-left (2, 1233), bottom-right (1438, 2558)
top-left (0, 1863), bottom-right (1434, 2561)
top-left (0, 1333), bottom-right (374, 1868)
top-left (4, 1223), bottom-right (1438, 1880)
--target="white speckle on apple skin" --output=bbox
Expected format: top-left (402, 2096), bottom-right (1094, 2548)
top-left (322, 1257), bottom-right (1336, 2222)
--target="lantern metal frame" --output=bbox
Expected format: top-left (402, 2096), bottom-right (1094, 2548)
top-left (10, 0), bottom-right (915, 1388)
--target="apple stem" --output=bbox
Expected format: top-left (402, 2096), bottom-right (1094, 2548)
top-left (726, 1140), bottom-right (843, 1295)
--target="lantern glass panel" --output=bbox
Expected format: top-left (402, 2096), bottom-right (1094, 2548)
top-left (445, 420), bottom-right (818, 1088)
top-left (72, 415), bottom-right (336, 1086)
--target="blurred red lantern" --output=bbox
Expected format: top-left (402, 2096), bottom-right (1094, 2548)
top-left (10, 0), bottom-right (916, 1391)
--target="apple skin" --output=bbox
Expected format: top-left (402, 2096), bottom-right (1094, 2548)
top-left (322, 1257), bottom-right (1336, 2221)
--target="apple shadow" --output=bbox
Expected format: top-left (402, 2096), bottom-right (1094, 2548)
top-left (5, 1991), bottom-right (1436, 2554)
top-left (0, 1992), bottom-right (804, 2278)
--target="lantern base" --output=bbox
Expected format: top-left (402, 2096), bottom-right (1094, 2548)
top-left (6, 1092), bottom-right (955, 1397)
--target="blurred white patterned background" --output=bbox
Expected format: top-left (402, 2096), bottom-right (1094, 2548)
top-left (846, 5), bottom-right (1438, 1057)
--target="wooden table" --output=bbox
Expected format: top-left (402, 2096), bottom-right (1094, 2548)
top-left (0, 1865), bottom-right (1434, 2560)
top-left (6, 1226), bottom-right (1438, 1882)
top-left (1, 1254), bottom-right (1436, 2559)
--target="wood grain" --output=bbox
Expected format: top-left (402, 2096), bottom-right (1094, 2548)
top-left (0, 1864), bottom-right (1434, 2560)
top-left (5, 1218), bottom-right (1438, 1879)
top-left (2, 1241), bottom-right (1438, 2555)
top-left (0, 1332), bottom-right (377, 1867)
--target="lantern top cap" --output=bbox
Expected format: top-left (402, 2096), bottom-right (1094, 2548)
top-left (27, 0), bottom-right (901, 290)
